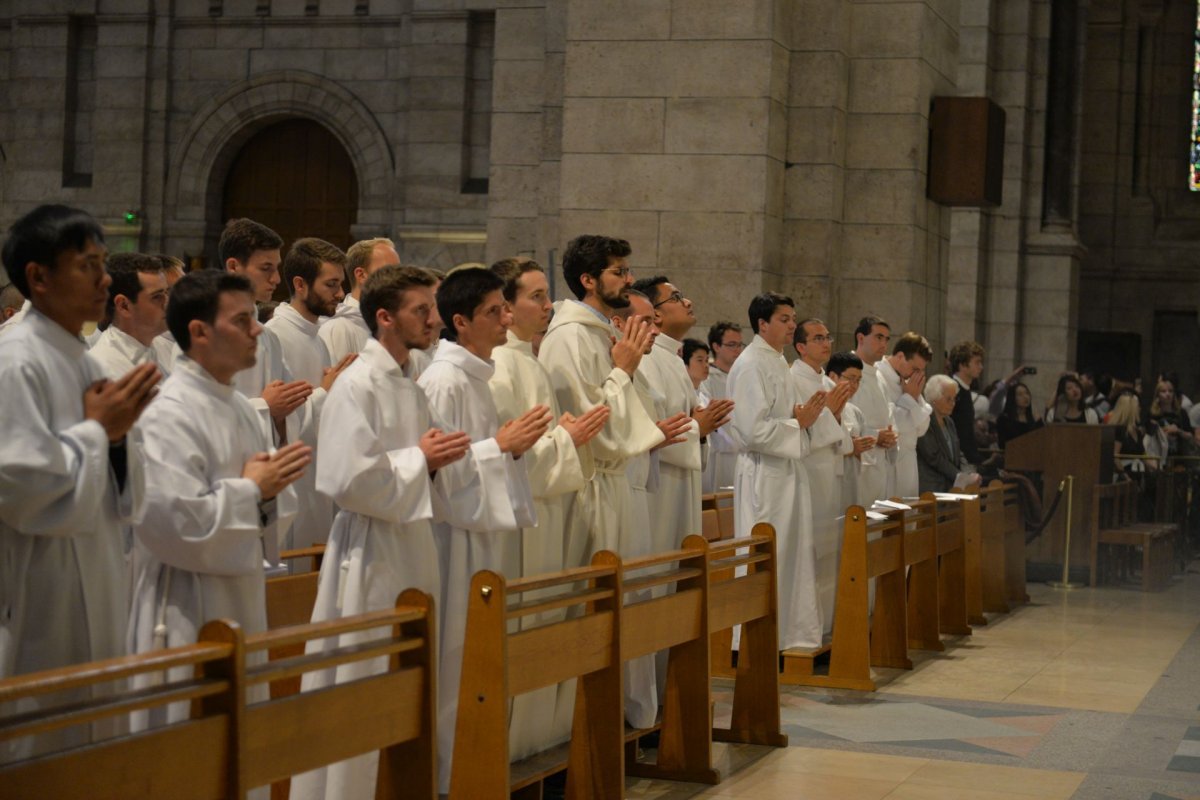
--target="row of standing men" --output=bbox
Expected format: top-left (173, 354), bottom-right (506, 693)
top-left (0, 207), bottom-right (936, 798)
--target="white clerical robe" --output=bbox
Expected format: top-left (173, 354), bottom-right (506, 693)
top-left (488, 329), bottom-right (588, 759)
top-left (418, 339), bottom-right (536, 794)
top-left (128, 357), bottom-right (295, 725)
top-left (727, 337), bottom-right (839, 650)
top-left (699, 366), bottom-right (737, 492)
top-left (840, 401), bottom-right (866, 509)
top-left (292, 338), bottom-right (509, 800)
top-left (852, 360), bottom-right (895, 505)
top-left (151, 330), bottom-right (178, 375)
top-left (790, 360), bottom-right (854, 635)
top-left (876, 358), bottom-right (932, 499)
top-left (643, 333), bottom-right (702, 551)
top-left (264, 303), bottom-right (335, 550)
top-left (88, 325), bottom-right (157, 381)
top-left (318, 294), bottom-right (370, 363)
top-left (538, 300), bottom-right (664, 728)
top-left (0, 309), bottom-right (145, 761)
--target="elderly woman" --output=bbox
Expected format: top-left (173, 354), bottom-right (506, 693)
top-left (917, 374), bottom-right (978, 493)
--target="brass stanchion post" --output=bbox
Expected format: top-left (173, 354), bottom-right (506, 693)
top-left (1048, 474), bottom-right (1084, 589)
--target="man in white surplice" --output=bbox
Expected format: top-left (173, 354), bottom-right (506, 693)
top-left (789, 319), bottom-right (857, 637)
top-left (876, 331), bottom-right (933, 498)
top-left (418, 267), bottom-right (551, 794)
top-left (634, 276), bottom-right (734, 554)
top-left (149, 255), bottom-right (185, 374)
top-left (488, 257), bottom-right (609, 759)
top-left (826, 352), bottom-right (877, 509)
top-left (0, 205), bottom-right (159, 761)
top-left (289, 266), bottom-right (482, 800)
top-left (728, 293), bottom-right (843, 651)
top-left (700, 321), bottom-right (743, 492)
top-left (317, 237), bottom-right (399, 363)
top-left (264, 238), bottom-right (357, 551)
top-left (88, 253), bottom-right (168, 380)
top-left (128, 270), bottom-right (308, 723)
top-left (851, 316), bottom-right (899, 504)
top-left (216, 218), bottom-right (313, 444)
top-left (538, 235), bottom-right (670, 728)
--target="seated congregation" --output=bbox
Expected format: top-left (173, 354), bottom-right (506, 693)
top-left (0, 204), bottom-right (1184, 798)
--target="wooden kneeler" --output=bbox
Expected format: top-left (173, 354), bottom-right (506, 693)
top-left (784, 507), bottom-right (909, 691)
top-left (707, 525), bottom-right (787, 749)
top-left (952, 486), bottom-right (988, 626)
top-left (925, 493), bottom-right (972, 637)
top-left (976, 483), bottom-right (1011, 614)
top-left (0, 623), bottom-right (244, 800)
top-left (451, 555), bottom-right (624, 800)
top-left (902, 498), bottom-right (943, 652)
top-left (242, 591), bottom-right (438, 799)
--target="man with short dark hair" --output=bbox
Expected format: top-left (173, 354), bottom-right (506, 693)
top-left (949, 339), bottom-right (987, 467)
top-left (215, 218), bottom-right (312, 444)
top-left (790, 318), bottom-right (856, 635)
top-left (488, 257), bottom-right (608, 757)
top-left (701, 320), bottom-right (743, 491)
top-left (129, 269), bottom-right (310, 725)
top-left (264, 237), bottom-right (357, 552)
top-left (318, 237), bottom-right (400, 362)
top-left (728, 292), bottom-right (838, 650)
top-left (418, 266), bottom-right (552, 794)
top-left (0, 204), bottom-right (159, 757)
top-left (88, 252), bottom-right (168, 380)
top-left (632, 275), bottom-right (733, 556)
top-left (877, 331), bottom-right (933, 497)
top-left (827, 351), bottom-right (876, 508)
top-left (852, 315), bottom-right (899, 502)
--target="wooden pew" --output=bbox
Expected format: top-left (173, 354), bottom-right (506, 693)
top-left (976, 482), bottom-right (1012, 613)
top-left (783, 506), bottom-right (909, 690)
top-left (925, 493), bottom-right (972, 637)
top-left (952, 487), bottom-right (989, 626)
top-left (265, 545), bottom-right (324, 718)
top-left (1089, 481), bottom-right (1176, 591)
top-left (998, 482), bottom-right (1029, 605)
top-left (242, 590), bottom-right (437, 798)
top-left (0, 622), bottom-right (244, 799)
top-left (451, 556), bottom-right (625, 800)
top-left (705, 491), bottom-right (737, 677)
top-left (901, 498), bottom-right (942, 652)
top-left (707, 525), bottom-right (788, 748)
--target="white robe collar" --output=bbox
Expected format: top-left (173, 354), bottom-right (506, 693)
top-left (430, 338), bottom-right (494, 382)
top-left (358, 337), bottom-right (422, 379)
top-left (99, 324), bottom-right (152, 364)
top-left (791, 358), bottom-right (825, 381)
top-left (174, 354), bottom-right (237, 400)
top-left (877, 357), bottom-right (900, 389)
top-left (655, 331), bottom-right (684, 357)
top-left (333, 295), bottom-right (362, 319)
top-left (272, 302), bottom-right (320, 338)
top-left (503, 328), bottom-right (535, 356)
top-left (549, 298), bottom-right (614, 335)
top-left (25, 306), bottom-right (88, 356)
top-left (748, 334), bottom-right (786, 363)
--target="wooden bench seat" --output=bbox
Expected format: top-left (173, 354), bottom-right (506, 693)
top-left (1090, 481), bottom-right (1177, 591)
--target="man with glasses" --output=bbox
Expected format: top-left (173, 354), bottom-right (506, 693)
top-left (701, 321), bottom-right (743, 491)
top-left (633, 276), bottom-right (734, 556)
top-left (790, 319), bottom-right (856, 636)
top-left (852, 316), bottom-right (899, 504)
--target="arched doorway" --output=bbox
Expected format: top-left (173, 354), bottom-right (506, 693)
top-left (221, 118), bottom-right (359, 260)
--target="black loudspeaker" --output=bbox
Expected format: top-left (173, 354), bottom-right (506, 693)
top-left (927, 97), bottom-right (1006, 207)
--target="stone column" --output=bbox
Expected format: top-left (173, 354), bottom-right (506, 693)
top-left (556, 0), bottom-right (789, 330)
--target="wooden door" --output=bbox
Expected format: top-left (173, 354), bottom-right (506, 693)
top-left (221, 118), bottom-right (359, 262)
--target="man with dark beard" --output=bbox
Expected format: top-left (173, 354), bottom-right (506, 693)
top-left (263, 237), bottom-right (357, 552)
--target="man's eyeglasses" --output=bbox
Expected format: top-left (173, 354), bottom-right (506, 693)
top-left (717, 340), bottom-right (745, 349)
top-left (600, 266), bottom-right (632, 278)
top-left (808, 335), bottom-right (834, 344)
top-left (653, 290), bottom-right (684, 309)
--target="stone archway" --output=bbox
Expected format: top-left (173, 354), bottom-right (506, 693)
top-left (164, 71), bottom-right (394, 263)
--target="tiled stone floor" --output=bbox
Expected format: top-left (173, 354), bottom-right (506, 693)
top-left (626, 563), bottom-right (1200, 800)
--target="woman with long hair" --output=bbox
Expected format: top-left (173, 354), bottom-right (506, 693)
top-left (996, 381), bottom-right (1043, 447)
top-left (1147, 377), bottom-right (1194, 455)
top-left (1045, 374), bottom-right (1099, 424)
top-left (1108, 391), bottom-right (1156, 471)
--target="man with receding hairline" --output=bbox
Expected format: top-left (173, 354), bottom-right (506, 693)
top-left (318, 237), bottom-right (400, 362)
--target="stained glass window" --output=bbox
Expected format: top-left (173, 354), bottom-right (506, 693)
top-left (1192, 4), bottom-right (1200, 190)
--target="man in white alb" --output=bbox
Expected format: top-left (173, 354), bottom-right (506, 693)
top-left (88, 252), bottom-right (168, 380)
top-left (851, 316), bottom-right (899, 504)
top-left (0, 204), bottom-right (159, 760)
top-left (318, 237), bottom-right (400, 362)
top-left (876, 331), bottom-right (933, 498)
top-left (700, 320), bottom-right (743, 492)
